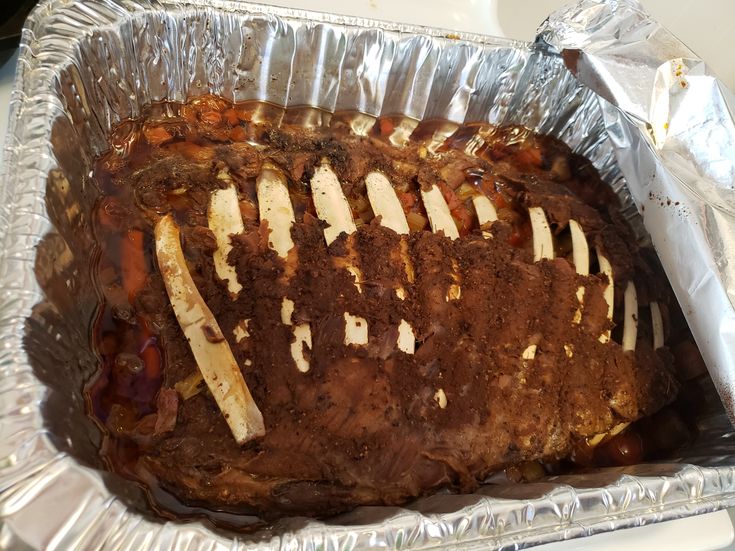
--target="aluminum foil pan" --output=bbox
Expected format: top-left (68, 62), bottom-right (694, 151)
top-left (1, 0), bottom-right (735, 549)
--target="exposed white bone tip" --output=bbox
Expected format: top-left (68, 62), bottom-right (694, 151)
top-left (292, 323), bottom-right (312, 373)
top-left (447, 259), bottom-right (461, 301)
top-left (311, 162), bottom-right (357, 246)
top-left (280, 297), bottom-right (312, 373)
top-left (257, 165), bottom-right (296, 258)
top-left (344, 312), bottom-right (369, 346)
top-left (572, 287), bottom-right (585, 325)
top-left (597, 250), bottom-right (614, 344)
top-left (650, 301), bottom-right (664, 350)
top-left (434, 388), bottom-right (447, 409)
top-left (397, 319), bottom-right (416, 354)
top-left (233, 319), bottom-right (251, 343)
top-left (569, 219), bottom-right (589, 276)
top-left (208, 185), bottom-right (245, 295)
top-left (421, 184), bottom-right (460, 240)
top-left (588, 421), bottom-right (630, 448)
top-left (365, 171), bottom-right (409, 235)
top-left (528, 207), bottom-right (554, 262)
top-left (622, 281), bottom-right (638, 352)
top-left (522, 344), bottom-right (537, 361)
top-left (473, 194), bottom-right (498, 239)
top-left (280, 298), bottom-right (295, 325)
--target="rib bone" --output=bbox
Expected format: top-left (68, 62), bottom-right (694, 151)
top-left (311, 162), bottom-right (368, 346)
top-left (257, 165), bottom-right (296, 257)
top-left (421, 184), bottom-right (461, 301)
top-left (472, 194), bottom-right (498, 238)
top-left (587, 421), bottom-right (628, 447)
top-left (343, 313), bottom-right (368, 346)
top-left (518, 206), bottom-right (554, 367)
top-left (206, 178), bottom-right (256, 394)
top-left (365, 171), bottom-right (416, 354)
top-left (650, 301), bottom-right (664, 350)
top-left (589, 281), bottom-right (637, 447)
top-left (312, 163), bottom-right (357, 246)
top-left (434, 388), bottom-right (448, 409)
top-left (521, 344), bottom-right (537, 361)
top-left (569, 220), bottom-right (589, 276)
top-left (209, 185), bottom-right (245, 295)
top-left (208, 172), bottom-right (258, 377)
top-left (365, 172), bottom-right (410, 235)
top-left (529, 207), bottom-right (554, 262)
top-left (421, 185), bottom-right (460, 241)
top-left (233, 319), bottom-right (250, 343)
top-left (155, 214), bottom-right (265, 444)
top-left (622, 281), bottom-right (638, 352)
top-left (597, 250), bottom-right (614, 344)
top-left (397, 320), bottom-right (416, 354)
top-left (257, 165), bottom-right (313, 372)
top-left (569, 219), bottom-right (588, 324)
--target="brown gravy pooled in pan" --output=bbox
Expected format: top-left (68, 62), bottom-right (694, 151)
top-left (88, 95), bottom-right (692, 522)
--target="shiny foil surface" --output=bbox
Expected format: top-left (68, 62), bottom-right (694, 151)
top-left (539, 0), bottom-right (735, 428)
top-left (0, 0), bottom-right (734, 549)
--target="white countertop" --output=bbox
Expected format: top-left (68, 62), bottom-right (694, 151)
top-left (1, 1), bottom-right (733, 549)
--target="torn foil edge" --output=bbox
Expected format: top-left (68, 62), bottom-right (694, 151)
top-left (0, 0), bottom-right (734, 549)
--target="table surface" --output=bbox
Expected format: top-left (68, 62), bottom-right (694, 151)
top-left (1, 1), bottom-right (734, 549)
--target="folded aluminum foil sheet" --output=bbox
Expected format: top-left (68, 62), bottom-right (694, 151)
top-left (538, 0), bottom-right (735, 434)
top-left (1, 0), bottom-right (735, 549)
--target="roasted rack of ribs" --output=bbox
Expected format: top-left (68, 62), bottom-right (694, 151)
top-left (91, 96), bottom-right (679, 518)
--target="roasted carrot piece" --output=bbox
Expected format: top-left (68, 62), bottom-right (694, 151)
top-left (451, 204), bottom-right (474, 236)
top-left (516, 146), bottom-right (543, 167)
top-left (229, 125), bottom-right (247, 142)
top-left (438, 182), bottom-right (462, 211)
top-left (200, 110), bottom-right (223, 125)
top-left (493, 192), bottom-right (508, 209)
top-left (223, 109), bottom-right (240, 126)
top-left (143, 126), bottom-right (173, 146)
top-left (97, 198), bottom-right (123, 232)
top-left (120, 228), bottom-right (161, 379)
top-left (397, 191), bottom-right (417, 213)
top-left (168, 141), bottom-right (215, 163)
top-left (379, 118), bottom-right (394, 136)
top-left (121, 229), bottom-right (148, 303)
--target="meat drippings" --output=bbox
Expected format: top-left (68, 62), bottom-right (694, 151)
top-left (89, 96), bottom-right (680, 520)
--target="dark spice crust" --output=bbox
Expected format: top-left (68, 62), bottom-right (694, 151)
top-left (93, 103), bottom-right (680, 518)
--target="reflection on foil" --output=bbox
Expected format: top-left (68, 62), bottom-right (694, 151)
top-left (0, 0), bottom-right (734, 549)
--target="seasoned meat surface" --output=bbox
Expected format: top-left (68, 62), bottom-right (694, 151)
top-left (90, 96), bottom-right (679, 518)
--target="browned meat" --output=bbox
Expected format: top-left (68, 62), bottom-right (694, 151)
top-left (89, 96), bottom-right (680, 520)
